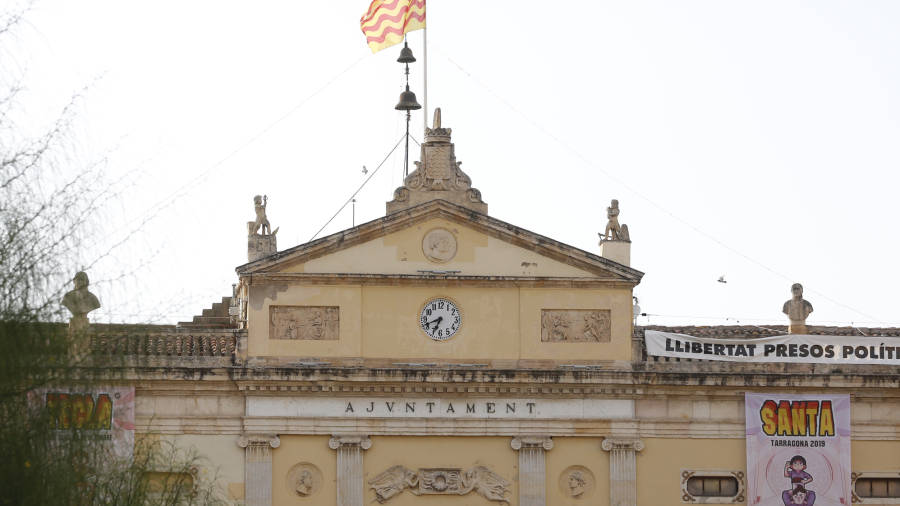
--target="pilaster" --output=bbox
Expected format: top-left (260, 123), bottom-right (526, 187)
top-left (601, 438), bottom-right (644, 506)
top-left (237, 434), bottom-right (280, 506)
top-left (511, 436), bottom-right (553, 506)
top-left (329, 434), bottom-right (372, 506)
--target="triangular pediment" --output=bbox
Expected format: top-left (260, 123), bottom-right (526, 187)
top-left (236, 200), bottom-right (642, 284)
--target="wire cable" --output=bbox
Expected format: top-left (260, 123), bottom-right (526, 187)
top-left (436, 46), bottom-right (883, 324)
top-left (309, 133), bottom-right (405, 242)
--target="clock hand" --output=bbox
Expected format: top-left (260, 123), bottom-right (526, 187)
top-left (426, 316), bottom-right (443, 330)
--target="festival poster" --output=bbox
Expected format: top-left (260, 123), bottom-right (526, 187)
top-left (745, 393), bottom-right (851, 506)
top-left (31, 386), bottom-right (136, 458)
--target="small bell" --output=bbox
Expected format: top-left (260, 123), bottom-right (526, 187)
top-left (397, 41), bottom-right (416, 64)
top-left (395, 85), bottom-right (422, 111)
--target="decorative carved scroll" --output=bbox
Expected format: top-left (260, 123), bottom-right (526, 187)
top-left (541, 309), bottom-right (611, 342)
top-left (369, 465), bottom-right (511, 504)
top-left (269, 306), bottom-right (339, 340)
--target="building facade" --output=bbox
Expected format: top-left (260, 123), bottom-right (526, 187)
top-left (90, 113), bottom-right (900, 505)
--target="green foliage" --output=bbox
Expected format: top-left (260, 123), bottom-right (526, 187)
top-left (0, 6), bottom-right (231, 505)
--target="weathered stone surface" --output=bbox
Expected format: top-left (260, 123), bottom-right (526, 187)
top-left (782, 283), bottom-right (814, 334)
top-left (541, 309), bottom-right (611, 342)
top-left (269, 305), bottom-right (339, 340)
top-left (386, 108), bottom-right (487, 215)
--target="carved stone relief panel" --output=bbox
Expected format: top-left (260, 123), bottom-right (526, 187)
top-left (422, 228), bottom-right (457, 263)
top-left (541, 309), bottom-right (611, 342)
top-left (559, 465), bottom-right (596, 500)
top-left (369, 465), bottom-right (511, 504)
top-left (269, 306), bottom-right (339, 340)
top-left (286, 463), bottom-right (322, 498)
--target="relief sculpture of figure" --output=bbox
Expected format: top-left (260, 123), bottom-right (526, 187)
top-left (294, 470), bottom-right (313, 496)
top-left (369, 465), bottom-right (418, 503)
top-left (460, 466), bottom-right (511, 505)
top-left (782, 283), bottom-right (814, 333)
top-left (601, 199), bottom-right (630, 242)
top-left (567, 470), bottom-right (587, 497)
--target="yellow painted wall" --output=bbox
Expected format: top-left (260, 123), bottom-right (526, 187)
top-left (272, 435), bottom-right (336, 506)
top-left (248, 285), bottom-right (362, 357)
top-left (547, 437), bottom-right (610, 506)
top-left (520, 287), bottom-right (633, 361)
top-left (637, 438), bottom-right (745, 506)
top-left (363, 436), bottom-right (517, 505)
top-left (853, 440), bottom-right (900, 470)
top-left (160, 434), bottom-right (245, 502)
top-left (284, 218), bottom-right (596, 277)
top-left (248, 284), bottom-right (633, 361)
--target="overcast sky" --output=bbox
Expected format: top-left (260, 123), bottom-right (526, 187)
top-left (11, 1), bottom-right (900, 328)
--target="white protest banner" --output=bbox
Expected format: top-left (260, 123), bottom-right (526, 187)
top-left (645, 330), bottom-right (900, 365)
top-left (745, 393), bottom-right (851, 506)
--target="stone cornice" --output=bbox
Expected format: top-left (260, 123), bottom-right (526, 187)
top-left (236, 199), bottom-right (643, 282)
top-left (241, 272), bottom-right (636, 289)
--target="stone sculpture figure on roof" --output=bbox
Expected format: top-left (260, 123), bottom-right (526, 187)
top-left (249, 195), bottom-right (276, 236)
top-left (783, 283), bottom-right (814, 334)
top-left (601, 199), bottom-right (630, 242)
top-left (62, 271), bottom-right (101, 335)
top-left (62, 271), bottom-right (101, 318)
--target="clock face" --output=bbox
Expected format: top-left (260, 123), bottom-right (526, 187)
top-left (420, 298), bottom-right (461, 341)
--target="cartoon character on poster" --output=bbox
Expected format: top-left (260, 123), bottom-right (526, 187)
top-left (745, 393), bottom-right (851, 506)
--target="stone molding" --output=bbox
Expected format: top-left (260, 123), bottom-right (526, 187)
top-left (601, 438), bottom-right (644, 452)
top-left (328, 434), bottom-right (372, 450)
top-left (238, 434), bottom-right (280, 506)
top-left (237, 434), bottom-right (281, 449)
top-left (330, 434), bottom-right (371, 506)
top-left (510, 436), bottom-right (554, 451)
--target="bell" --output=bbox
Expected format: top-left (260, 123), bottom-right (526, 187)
top-left (397, 41), bottom-right (416, 64)
top-left (395, 85), bottom-right (422, 111)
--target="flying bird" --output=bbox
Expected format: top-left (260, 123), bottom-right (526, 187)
top-left (717, 275), bottom-right (727, 284)
top-left (361, 165), bottom-right (368, 175)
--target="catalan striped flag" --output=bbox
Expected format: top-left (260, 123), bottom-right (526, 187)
top-left (360, 0), bottom-right (426, 54)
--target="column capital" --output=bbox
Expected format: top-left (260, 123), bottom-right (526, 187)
top-left (329, 434), bottom-right (372, 450)
top-left (238, 434), bottom-right (281, 449)
top-left (601, 438), bottom-right (644, 452)
top-left (511, 435), bottom-right (554, 451)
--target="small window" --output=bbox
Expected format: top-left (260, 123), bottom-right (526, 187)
top-left (681, 470), bottom-right (745, 504)
top-left (687, 476), bottom-right (738, 496)
top-left (856, 478), bottom-right (900, 498)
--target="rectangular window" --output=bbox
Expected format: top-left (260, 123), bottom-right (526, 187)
top-left (681, 470), bottom-right (744, 504)
top-left (852, 472), bottom-right (900, 504)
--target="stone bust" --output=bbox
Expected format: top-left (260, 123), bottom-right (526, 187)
top-left (61, 271), bottom-right (101, 318)
top-left (782, 283), bottom-right (813, 332)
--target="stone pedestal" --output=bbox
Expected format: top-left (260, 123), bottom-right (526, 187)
top-left (238, 434), bottom-right (280, 506)
top-left (511, 436), bottom-right (553, 506)
top-left (248, 233), bottom-right (277, 262)
top-left (329, 435), bottom-right (372, 506)
top-left (602, 438), bottom-right (643, 506)
top-left (789, 322), bottom-right (808, 334)
top-left (599, 240), bottom-right (631, 266)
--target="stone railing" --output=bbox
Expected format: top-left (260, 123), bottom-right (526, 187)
top-left (90, 332), bottom-right (239, 367)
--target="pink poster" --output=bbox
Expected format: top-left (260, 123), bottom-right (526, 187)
top-left (745, 393), bottom-right (851, 506)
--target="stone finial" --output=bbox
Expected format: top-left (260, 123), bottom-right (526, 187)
top-left (62, 271), bottom-right (100, 333)
top-left (247, 194), bottom-right (279, 262)
top-left (386, 107), bottom-right (488, 215)
top-left (599, 199), bottom-right (630, 242)
top-left (783, 283), bottom-right (814, 334)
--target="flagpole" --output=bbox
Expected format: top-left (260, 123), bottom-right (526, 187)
top-left (423, 23), bottom-right (428, 132)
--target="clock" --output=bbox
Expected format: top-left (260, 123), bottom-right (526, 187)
top-left (420, 297), bottom-right (461, 341)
